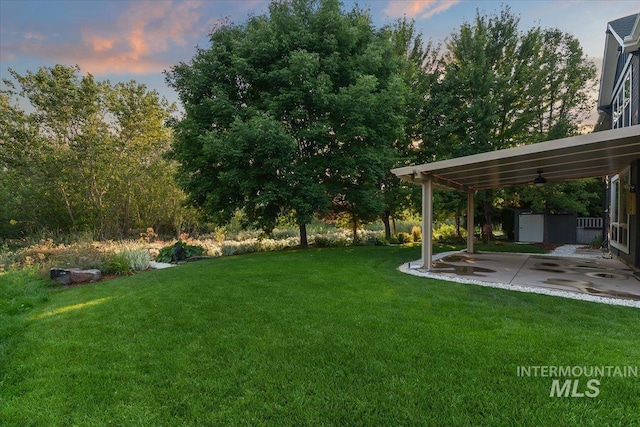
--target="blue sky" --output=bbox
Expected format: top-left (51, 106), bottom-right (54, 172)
top-left (1, 0), bottom-right (638, 116)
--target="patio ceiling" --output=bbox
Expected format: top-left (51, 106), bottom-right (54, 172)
top-left (392, 126), bottom-right (640, 192)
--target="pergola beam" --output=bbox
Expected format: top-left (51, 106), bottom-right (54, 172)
top-left (392, 127), bottom-right (640, 272)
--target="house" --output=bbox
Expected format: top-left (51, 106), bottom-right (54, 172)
top-left (391, 13), bottom-right (640, 271)
top-left (595, 13), bottom-right (640, 269)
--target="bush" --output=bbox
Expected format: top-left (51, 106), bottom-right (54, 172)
top-left (364, 235), bottom-right (387, 246)
top-left (220, 241), bottom-right (261, 256)
top-left (126, 249), bottom-right (151, 271)
top-left (156, 241), bottom-right (204, 263)
top-left (433, 223), bottom-right (465, 244)
top-left (0, 244), bottom-right (18, 273)
top-left (314, 236), bottom-right (331, 248)
top-left (102, 252), bottom-right (132, 275)
top-left (590, 235), bottom-right (604, 249)
top-left (411, 226), bottom-right (422, 243)
top-left (396, 232), bottom-right (412, 244)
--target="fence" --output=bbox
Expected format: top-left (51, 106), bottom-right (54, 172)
top-left (577, 217), bottom-right (603, 244)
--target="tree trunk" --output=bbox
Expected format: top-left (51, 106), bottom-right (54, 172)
top-left (381, 211), bottom-right (391, 240)
top-left (123, 192), bottom-right (131, 237)
top-left (392, 216), bottom-right (397, 236)
top-left (58, 184), bottom-right (75, 224)
top-left (299, 222), bottom-right (308, 248)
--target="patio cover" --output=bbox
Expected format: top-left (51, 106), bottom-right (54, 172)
top-left (391, 125), bottom-right (640, 269)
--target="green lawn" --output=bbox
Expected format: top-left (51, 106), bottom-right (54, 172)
top-left (1, 246), bottom-right (639, 426)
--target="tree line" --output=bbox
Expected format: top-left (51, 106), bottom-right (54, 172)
top-left (0, 66), bottom-right (192, 239)
top-left (1, 0), bottom-right (601, 243)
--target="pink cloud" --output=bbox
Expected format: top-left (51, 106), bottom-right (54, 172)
top-left (86, 36), bottom-right (115, 53)
top-left (77, 0), bottom-right (206, 74)
top-left (384, 0), bottom-right (459, 20)
top-left (5, 0), bottom-right (206, 75)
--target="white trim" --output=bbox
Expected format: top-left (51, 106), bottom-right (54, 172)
top-left (421, 177), bottom-right (433, 270)
top-left (610, 169), bottom-right (630, 253)
top-left (623, 15), bottom-right (640, 52)
top-left (391, 126), bottom-right (640, 191)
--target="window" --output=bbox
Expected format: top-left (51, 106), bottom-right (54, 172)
top-left (612, 66), bottom-right (632, 129)
top-left (610, 170), bottom-right (630, 252)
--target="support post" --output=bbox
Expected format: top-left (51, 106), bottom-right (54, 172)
top-left (467, 190), bottom-right (474, 254)
top-left (422, 176), bottom-right (433, 270)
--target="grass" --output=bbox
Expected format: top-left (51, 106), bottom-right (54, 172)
top-left (1, 246), bottom-right (639, 426)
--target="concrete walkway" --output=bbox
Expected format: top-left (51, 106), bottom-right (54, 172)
top-left (400, 245), bottom-right (640, 308)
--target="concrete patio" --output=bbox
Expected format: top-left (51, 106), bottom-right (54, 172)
top-left (400, 245), bottom-right (640, 308)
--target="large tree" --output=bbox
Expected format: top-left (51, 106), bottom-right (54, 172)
top-left (0, 65), bottom-right (183, 238)
top-left (166, 0), bottom-right (409, 244)
top-left (417, 6), bottom-right (598, 235)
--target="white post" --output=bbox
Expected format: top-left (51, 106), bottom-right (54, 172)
top-left (467, 190), bottom-right (474, 254)
top-left (422, 176), bottom-right (433, 270)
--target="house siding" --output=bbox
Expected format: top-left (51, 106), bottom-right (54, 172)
top-left (611, 159), bottom-right (639, 268)
top-left (633, 53), bottom-right (639, 126)
top-left (634, 160), bottom-right (640, 268)
top-left (608, 50), bottom-right (640, 269)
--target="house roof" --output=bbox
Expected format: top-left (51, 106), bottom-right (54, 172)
top-left (597, 13), bottom-right (640, 123)
top-left (391, 125), bottom-right (640, 192)
top-left (609, 13), bottom-right (640, 48)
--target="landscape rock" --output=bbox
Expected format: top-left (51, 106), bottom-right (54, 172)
top-left (50, 268), bottom-right (72, 285)
top-left (50, 268), bottom-right (101, 284)
top-left (70, 269), bottom-right (101, 284)
top-left (149, 261), bottom-right (175, 269)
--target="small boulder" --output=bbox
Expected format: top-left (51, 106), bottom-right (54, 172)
top-left (70, 269), bottom-right (101, 284)
top-left (50, 268), bottom-right (101, 285)
top-left (50, 268), bottom-right (72, 285)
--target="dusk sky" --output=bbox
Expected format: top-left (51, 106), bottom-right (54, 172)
top-left (2, 0), bottom-right (639, 122)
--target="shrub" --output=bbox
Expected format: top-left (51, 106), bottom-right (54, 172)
top-left (411, 226), bottom-right (422, 242)
top-left (102, 252), bottom-right (132, 276)
top-left (156, 241), bottom-right (204, 263)
top-left (364, 235), bottom-right (387, 246)
top-left (314, 236), bottom-right (331, 248)
top-left (590, 235), bottom-right (604, 249)
top-left (0, 244), bottom-right (18, 273)
top-left (396, 232), bottom-right (412, 244)
top-left (126, 249), bottom-right (151, 272)
top-left (433, 223), bottom-right (464, 244)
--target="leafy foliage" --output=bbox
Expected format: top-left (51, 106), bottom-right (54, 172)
top-left (396, 232), bottom-right (412, 244)
top-left (0, 65), bottom-right (189, 239)
top-left (102, 252), bottom-right (133, 276)
top-left (166, 0), bottom-right (411, 245)
top-left (155, 241), bottom-right (204, 263)
top-left (415, 5), bottom-right (600, 229)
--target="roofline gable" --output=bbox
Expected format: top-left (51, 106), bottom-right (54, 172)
top-left (623, 14), bottom-right (640, 52)
top-left (597, 14), bottom-right (640, 120)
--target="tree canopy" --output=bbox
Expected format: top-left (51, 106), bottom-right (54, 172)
top-left (0, 3), bottom-right (604, 242)
top-left (166, 0), bottom-right (413, 244)
top-left (0, 65), bottom-right (186, 239)
top-left (415, 6), bottom-right (600, 236)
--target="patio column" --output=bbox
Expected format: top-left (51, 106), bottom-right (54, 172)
top-left (421, 175), bottom-right (433, 270)
top-left (467, 190), bottom-right (474, 254)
